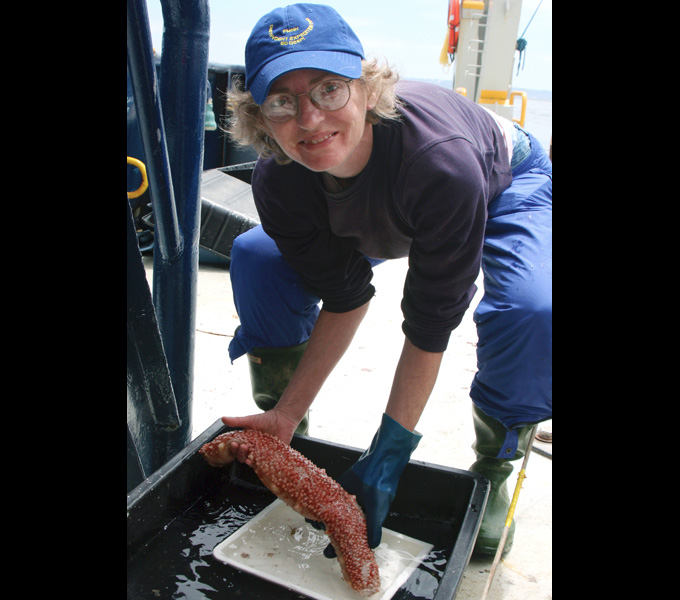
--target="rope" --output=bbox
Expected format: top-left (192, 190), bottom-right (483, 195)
top-left (515, 0), bottom-right (544, 74)
top-left (515, 37), bottom-right (528, 75)
top-left (519, 0), bottom-right (544, 39)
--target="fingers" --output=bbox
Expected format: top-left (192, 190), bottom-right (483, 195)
top-left (229, 440), bottom-right (252, 465)
top-left (215, 418), bottom-right (254, 465)
top-left (221, 415), bottom-right (254, 429)
top-left (219, 412), bottom-right (296, 459)
top-left (221, 412), bottom-right (295, 446)
top-left (367, 528), bottom-right (382, 549)
top-left (305, 518), bottom-right (326, 531)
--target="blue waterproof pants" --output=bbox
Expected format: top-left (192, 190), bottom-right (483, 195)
top-left (228, 132), bottom-right (552, 457)
top-left (470, 132), bottom-right (552, 456)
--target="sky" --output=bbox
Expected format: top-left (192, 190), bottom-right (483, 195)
top-left (144, 0), bottom-right (551, 92)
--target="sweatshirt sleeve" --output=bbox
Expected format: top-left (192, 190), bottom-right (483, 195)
top-left (399, 137), bottom-right (489, 352)
top-left (252, 161), bottom-right (375, 313)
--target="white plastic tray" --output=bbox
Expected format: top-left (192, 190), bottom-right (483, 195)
top-left (213, 499), bottom-right (433, 599)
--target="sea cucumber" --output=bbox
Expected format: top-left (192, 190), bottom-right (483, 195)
top-left (199, 429), bottom-right (380, 596)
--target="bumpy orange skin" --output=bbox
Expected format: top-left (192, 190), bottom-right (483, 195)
top-left (199, 429), bottom-right (380, 596)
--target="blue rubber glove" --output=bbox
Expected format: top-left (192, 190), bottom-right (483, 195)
top-left (313, 413), bottom-right (422, 558)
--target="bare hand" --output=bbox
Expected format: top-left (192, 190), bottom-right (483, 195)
top-left (221, 408), bottom-right (300, 464)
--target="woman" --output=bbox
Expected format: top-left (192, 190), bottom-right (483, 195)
top-left (221, 3), bottom-right (552, 557)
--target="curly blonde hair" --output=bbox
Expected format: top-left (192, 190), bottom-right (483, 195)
top-left (225, 57), bottom-right (402, 164)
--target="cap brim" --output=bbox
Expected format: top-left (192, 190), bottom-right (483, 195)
top-left (248, 50), bottom-right (363, 105)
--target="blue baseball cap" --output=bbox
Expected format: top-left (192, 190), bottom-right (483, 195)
top-left (245, 3), bottom-right (365, 105)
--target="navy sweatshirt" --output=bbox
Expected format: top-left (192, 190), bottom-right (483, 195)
top-left (251, 80), bottom-right (512, 352)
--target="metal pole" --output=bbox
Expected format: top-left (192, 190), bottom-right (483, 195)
top-left (153, 0), bottom-right (211, 453)
top-left (126, 0), bottom-right (210, 460)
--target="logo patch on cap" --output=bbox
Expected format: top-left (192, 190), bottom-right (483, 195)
top-left (269, 18), bottom-right (314, 46)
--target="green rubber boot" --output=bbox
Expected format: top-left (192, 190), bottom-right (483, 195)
top-left (469, 404), bottom-right (534, 557)
top-left (247, 342), bottom-right (309, 436)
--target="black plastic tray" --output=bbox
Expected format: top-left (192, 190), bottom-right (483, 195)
top-left (199, 169), bottom-right (259, 260)
top-left (127, 420), bottom-right (489, 599)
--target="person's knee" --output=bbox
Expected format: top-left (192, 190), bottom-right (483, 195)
top-left (230, 229), bottom-right (251, 260)
top-left (230, 227), bottom-right (281, 286)
top-left (231, 226), bottom-right (277, 263)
